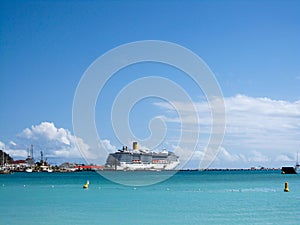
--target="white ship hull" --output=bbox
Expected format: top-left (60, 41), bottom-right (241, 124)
top-left (117, 160), bottom-right (180, 171)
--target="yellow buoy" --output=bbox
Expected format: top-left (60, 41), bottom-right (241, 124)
top-left (83, 180), bottom-right (89, 189)
top-left (284, 182), bottom-right (289, 192)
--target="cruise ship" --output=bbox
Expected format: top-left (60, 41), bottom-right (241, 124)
top-left (105, 142), bottom-right (179, 171)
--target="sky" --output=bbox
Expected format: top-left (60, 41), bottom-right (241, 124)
top-left (0, 0), bottom-right (300, 168)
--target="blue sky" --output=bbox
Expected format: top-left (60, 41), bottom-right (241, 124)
top-left (1, 0), bottom-right (300, 168)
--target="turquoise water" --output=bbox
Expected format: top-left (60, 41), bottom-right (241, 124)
top-left (1, 171), bottom-right (299, 225)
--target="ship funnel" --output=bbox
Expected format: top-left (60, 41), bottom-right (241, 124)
top-left (133, 142), bottom-right (138, 150)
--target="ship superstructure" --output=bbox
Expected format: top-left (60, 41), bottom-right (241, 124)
top-left (105, 142), bottom-right (179, 170)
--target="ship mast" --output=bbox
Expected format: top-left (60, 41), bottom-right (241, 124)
top-left (3, 145), bottom-right (5, 165)
top-left (40, 151), bottom-right (44, 163)
top-left (30, 144), bottom-right (34, 160)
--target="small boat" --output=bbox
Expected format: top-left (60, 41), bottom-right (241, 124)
top-left (0, 168), bottom-right (12, 174)
top-left (47, 168), bottom-right (53, 173)
top-left (25, 168), bottom-right (33, 173)
top-left (281, 152), bottom-right (300, 174)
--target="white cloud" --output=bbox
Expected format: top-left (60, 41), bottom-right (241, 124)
top-left (156, 94), bottom-right (300, 136)
top-left (218, 147), bottom-right (247, 162)
top-left (18, 122), bottom-right (83, 158)
top-left (5, 149), bottom-right (28, 158)
top-left (0, 122), bottom-right (120, 165)
top-left (1, 141), bottom-right (28, 158)
top-left (186, 147), bottom-right (246, 168)
top-left (19, 122), bottom-right (72, 145)
top-left (248, 150), bottom-right (269, 162)
top-left (156, 94), bottom-right (300, 134)
top-left (2, 94), bottom-right (300, 169)
top-left (154, 94), bottom-right (300, 168)
top-left (225, 95), bottom-right (300, 130)
top-left (9, 141), bottom-right (17, 146)
top-left (223, 95), bottom-right (300, 157)
top-left (275, 154), bottom-right (294, 162)
top-left (184, 147), bottom-right (283, 169)
top-left (99, 139), bottom-right (117, 153)
top-left (0, 141), bottom-right (5, 149)
top-left (1, 122), bottom-right (90, 163)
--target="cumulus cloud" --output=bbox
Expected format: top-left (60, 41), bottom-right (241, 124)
top-left (0, 122), bottom-right (118, 165)
top-left (19, 122), bottom-right (72, 145)
top-left (99, 139), bottom-right (117, 153)
top-left (16, 122), bottom-right (82, 159)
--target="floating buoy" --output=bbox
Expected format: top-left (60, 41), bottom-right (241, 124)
top-left (284, 182), bottom-right (289, 192)
top-left (83, 180), bottom-right (89, 189)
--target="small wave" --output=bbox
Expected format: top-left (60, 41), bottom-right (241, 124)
top-left (226, 188), bottom-right (276, 193)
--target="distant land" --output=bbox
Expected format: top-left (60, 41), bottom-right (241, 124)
top-left (0, 149), bottom-right (283, 174)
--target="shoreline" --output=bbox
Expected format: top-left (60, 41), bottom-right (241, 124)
top-left (1, 167), bottom-right (282, 174)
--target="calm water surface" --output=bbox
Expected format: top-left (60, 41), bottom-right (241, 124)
top-left (1, 170), bottom-right (299, 225)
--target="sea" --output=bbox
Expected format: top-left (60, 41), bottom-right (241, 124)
top-left (1, 170), bottom-right (299, 225)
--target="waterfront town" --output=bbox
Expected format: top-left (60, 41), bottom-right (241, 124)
top-left (0, 146), bottom-right (103, 174)
top-left (1, 145), bottom-right (281, 174)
